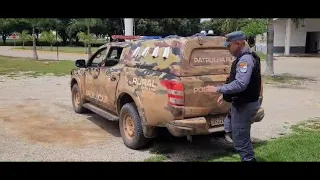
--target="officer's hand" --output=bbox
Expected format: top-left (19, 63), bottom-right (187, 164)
top-left (205, 85), bottom-right (217, 93)
top-left (217, 95), bottom-right (224, 104)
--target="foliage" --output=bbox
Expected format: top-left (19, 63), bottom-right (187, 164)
top-left (17, 30), bottom-right (32, 47)
top-left (0, 18), bottom-right (273, 47)
top-left (134, 18), bottom-right (201, 36)
top-left (292, 18), bottom-right (305, 29)
top-left (41, 30), bottom-right (59, 50)
top-left (0, 18), bottom-right (24, 43)
top-left (77, 32), bottom-right (97, 46)
top-left (199, 18), bottom-right (251, 35)
top-left (241, 19), bottom-right (267, 37)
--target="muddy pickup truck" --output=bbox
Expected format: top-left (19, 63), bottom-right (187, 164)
top-left (70, 35), bottom-right (264, 150)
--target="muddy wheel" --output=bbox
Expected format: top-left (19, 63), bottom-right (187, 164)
top-left (119, 103), bottom-right (151, 149)
top-left (71, 84), bottom-right (88, 114)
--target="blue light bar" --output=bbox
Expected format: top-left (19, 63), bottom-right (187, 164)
top-left (140, 36), bottom-right (162, 40)
top-left (191, 33), bottom-right (207, 37)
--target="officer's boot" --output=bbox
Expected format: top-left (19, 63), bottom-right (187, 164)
top-left (225, 132), bottom-right (233, 143)
top-left (242, 158), bottom-right (257, 162)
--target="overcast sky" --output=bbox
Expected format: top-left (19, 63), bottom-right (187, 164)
top-left (200, 18), bottom-right (211, 23)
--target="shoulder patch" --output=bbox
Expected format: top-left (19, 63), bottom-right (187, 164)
top-left (239, 62), bottom-right (248, 73)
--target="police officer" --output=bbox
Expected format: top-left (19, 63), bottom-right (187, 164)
top-left (205, 31), bottom-right (261, 162)
top-left (224, 40), bottom-right (252, 144)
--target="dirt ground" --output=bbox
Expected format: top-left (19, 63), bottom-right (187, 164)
top-left (0, 56), bottom-right (320, 161)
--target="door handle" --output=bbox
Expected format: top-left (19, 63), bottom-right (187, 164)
top-left (110, 76), bottom-right (117, 81)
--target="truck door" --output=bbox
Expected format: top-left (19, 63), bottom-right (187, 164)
top-left (84, 46), bottom-right (109, 106)
top-left (97, 46), bottom-right (124, 112)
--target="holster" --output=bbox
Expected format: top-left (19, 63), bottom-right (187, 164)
top-left (222, 77), bottom-right (233, 102)
top-left (232, 97), bottom-right (246, 108)
top-left (223, 94), bottom-right (233, 102)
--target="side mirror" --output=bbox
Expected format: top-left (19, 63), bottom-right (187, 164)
top-left (75, 59), bottom-right (86, 68)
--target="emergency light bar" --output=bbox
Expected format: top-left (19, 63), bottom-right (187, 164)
top-left (111, 35), bottom-right (141, 40)
top-left (111, 35), bottom-right (163, 41)
top-left (140, 36), bottom-right (162, 40)
top-left (165, 35), bottom-right (180, 38)
top-left (191, 33), bottom-right (207, 37)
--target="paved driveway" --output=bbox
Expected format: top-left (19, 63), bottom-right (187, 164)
top-left (0, 46), bottom-right (87, 61)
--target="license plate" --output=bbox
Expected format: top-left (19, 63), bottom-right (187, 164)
top-left (210, 116), bottom-right (225, 126)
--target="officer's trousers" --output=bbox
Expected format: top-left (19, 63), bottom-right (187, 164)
top-left (224, 101), bottom-right (260, 161)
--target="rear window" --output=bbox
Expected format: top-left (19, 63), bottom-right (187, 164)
top-left (190, 48), bottom-right (234, 66)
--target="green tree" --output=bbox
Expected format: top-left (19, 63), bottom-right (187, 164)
top-left (104, 18), bottom-right (124, 36)
top-left (41, 30), bottom-right (58, 51)
top-left (23, 18), bottom-right (47, 59)
top-left (134, 18), bottom-right (200, 37)
top-left (0, 18), bottom-right (20, 44)
top-left (77, 32), bottom-right (97, 54)
top-left (158, 18), bottom-right (198, 36)
top-left (135, 19), bottom-right (163, 35)
top-left (241, 19), bottom-right (267, 37)
top-left (199, 18), bottom-right (250, 35)
top-left (77, 32), bottom-right (89, 53)
top-left (292, 18), bottom-right (305, 29)
top-left (69, 18), bottom-right (103, 58)
top-left (17, 29), bottom-right (32, 48)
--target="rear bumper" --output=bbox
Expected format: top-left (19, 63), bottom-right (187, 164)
top-left (166, 117), bottom-right (225, 137)
top-left (166, 107), bottom-right (265, 137)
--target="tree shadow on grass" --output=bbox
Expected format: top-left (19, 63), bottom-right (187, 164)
top-left (81, 112), bottom-right (270, 161)
top-left (147, 128), bottom-right (268, 162)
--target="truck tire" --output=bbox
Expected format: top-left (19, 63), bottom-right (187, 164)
top-left (119, 102), bottom-right (151, 149)
top-left (71, 84), bottom-right (88, 114)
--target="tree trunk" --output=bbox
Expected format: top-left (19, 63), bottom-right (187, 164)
top-left (50, 44), bottom-right (53, 51)
top-left (265, 18), bottom-right (274, 75)
top-left (32, 26), bottom-right (38, 60)
top-left (87, 24), bottom-right (92, 59)
top-left (22, 41), bottom-right (25, 48)
top-left (62, 36), bottom-right (67, 45)
top-left (2, 34), bottom-right (6, 44)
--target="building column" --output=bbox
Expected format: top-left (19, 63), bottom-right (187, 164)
top-left (284, 18), bottom-right (292, 56)
top-left (124, 18), bottom-right (134, 36)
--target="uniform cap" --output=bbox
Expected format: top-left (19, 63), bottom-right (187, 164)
top-left (224, 31), bottom-right (246, 47)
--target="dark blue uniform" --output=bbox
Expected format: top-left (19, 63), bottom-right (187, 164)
top-left (217, 31), bottom-right (261, 162)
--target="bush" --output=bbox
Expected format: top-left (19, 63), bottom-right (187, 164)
top-left (0, 39), bottom-right (107, 47)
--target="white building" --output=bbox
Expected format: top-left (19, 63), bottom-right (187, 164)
top-left (273, 18), bottom-right (320, 55)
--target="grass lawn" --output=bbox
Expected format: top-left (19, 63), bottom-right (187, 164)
top-left (12, 46), bottom-right (99, 54)
top-left (0, 55), bottom-right (75, 77)
top-left (256, 52), bottom-right (266, 60)
top-left (262, 73), bottom-right (315, 88)
top-left (145, 117), bottom-right (320, 162)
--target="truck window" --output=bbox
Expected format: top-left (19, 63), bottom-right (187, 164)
top-left (87, 47), bottom-right (108, 67)
top-left (105, 46), bottom-right (124, 67)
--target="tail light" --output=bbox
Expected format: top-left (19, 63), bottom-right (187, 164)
top-left (160, 80), bottom-right (184, 106)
